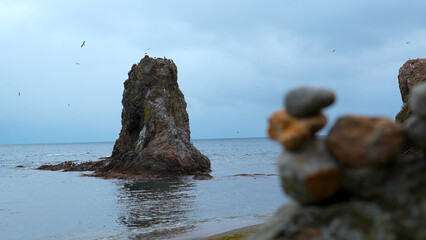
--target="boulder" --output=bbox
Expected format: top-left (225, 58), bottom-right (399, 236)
top-left (284, 87), bottom-right (335, 117)
top-left (278, 139), bottom-right (342, 204)
top-left (268, 110), bottom-right (327, 151)
top-left (326, 115), bottom-right (403, 168)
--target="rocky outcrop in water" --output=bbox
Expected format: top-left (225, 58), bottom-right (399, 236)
top-left (98, 56), bottom-right (210, 177)
top-left (249, 63), bottom-right (426, 240)
top-left (38, 56), bottom-right (211, 179)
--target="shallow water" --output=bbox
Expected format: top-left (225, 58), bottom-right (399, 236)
top-left (0, 138), bottom-right (288, 239)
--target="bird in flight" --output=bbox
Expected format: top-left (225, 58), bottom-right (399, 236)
top-left (81, 41), bottom-right (86, 48)
top-left (18, 91), bottom-right (20, 96)
top-left (406, 41), bottom-right (411, 44)
top-left (75, 62), bottom-right (80, 65)
top-left (145, 48), bottom-right (151, 51)
top-left (331, 49), bottom-right (336, 53)
top-left (68, 104), bottom-right (70, 107)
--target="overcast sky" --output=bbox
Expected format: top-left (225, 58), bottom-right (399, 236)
top-left (1, 0), bottom-right (425, 144)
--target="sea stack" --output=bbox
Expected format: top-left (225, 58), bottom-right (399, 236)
top-left (101, 56), bottom-right (211, 177)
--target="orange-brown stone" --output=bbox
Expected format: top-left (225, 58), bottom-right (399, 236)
top-left (326, 115), bottom-right (404, 168)
top-left (268, 110), bottom-right (327, 151)
top-left (304, 168), bottom-right (341, 199)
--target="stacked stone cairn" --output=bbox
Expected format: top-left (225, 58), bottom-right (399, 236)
top-left (268, 86), bottom-right (404, 204)
top-left (250, 60), bottom-right (426, 240)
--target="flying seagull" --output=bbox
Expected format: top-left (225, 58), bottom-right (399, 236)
top-left (331, 49), bottom-right (336, 53)
top-left (81, 41), bottom-right (86, 48)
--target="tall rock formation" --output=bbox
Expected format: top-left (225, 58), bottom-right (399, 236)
top-left (101, 56), bottom-right (211, 176)
top-left (37, 56), bottom-right (211, 178)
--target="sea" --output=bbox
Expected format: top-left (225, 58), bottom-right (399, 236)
top-left (0, 138), bottom-right (288, 240)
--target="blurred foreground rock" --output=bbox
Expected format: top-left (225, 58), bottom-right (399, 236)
top-left (252, 60), bottom-right (426, 240)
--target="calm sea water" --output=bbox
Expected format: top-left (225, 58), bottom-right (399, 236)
top-left (0, 138), bottom-right (288, 240)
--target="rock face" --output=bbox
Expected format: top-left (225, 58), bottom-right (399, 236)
top-left (396, 58), bottom-right (426, 123)
top-left (103, 56), bottom-right (211, 176)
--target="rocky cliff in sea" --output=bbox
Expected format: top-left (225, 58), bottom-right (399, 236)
top-left (38, 56), bottom-right (211, 179)
top-left (101, 56), bottom-right (211, 177)
top-left (249, 59), bottom-right (426, 240)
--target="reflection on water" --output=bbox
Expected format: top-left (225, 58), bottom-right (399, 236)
top-left (116, 178), bottom-right (196, 238)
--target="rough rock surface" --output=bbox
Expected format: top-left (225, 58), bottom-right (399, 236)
top-left (249, 151), bottom-right (426, 240)
top-left (102, 56), bottom-right (210, 176)
top-left (268, 110), bottom-right (327, 151)
top-left (326, 115), bottom-right (403, 168)
top-left (37, 56), bottom-right (211, 179)
top-left (396, 58), bottom-right (426, 122)
top-left (278, 139), bottom-right (341, 204)
top-left (285, 87), bottom-right (335, 117)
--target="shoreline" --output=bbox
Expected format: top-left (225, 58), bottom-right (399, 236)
top-left (199, 224), bottom-right (261, 240)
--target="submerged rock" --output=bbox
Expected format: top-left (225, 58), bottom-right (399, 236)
top-left (284, 87), bottom-right (335, 117)
top-left (268, 110), bottom-right (327, 151)
top-left (102, 56), bottom-right (210, 177)
top-left (326, 115), bottom-right (403, 168)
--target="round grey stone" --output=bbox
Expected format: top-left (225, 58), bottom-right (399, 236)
top-left (278, 139), bottom-right (341, 204)
top-left (409, 82), bottom-right (426, 117)
top-left (285, 87), bottom-right (335, 117)
top-left (403, 115), bottom-right (426, 150)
